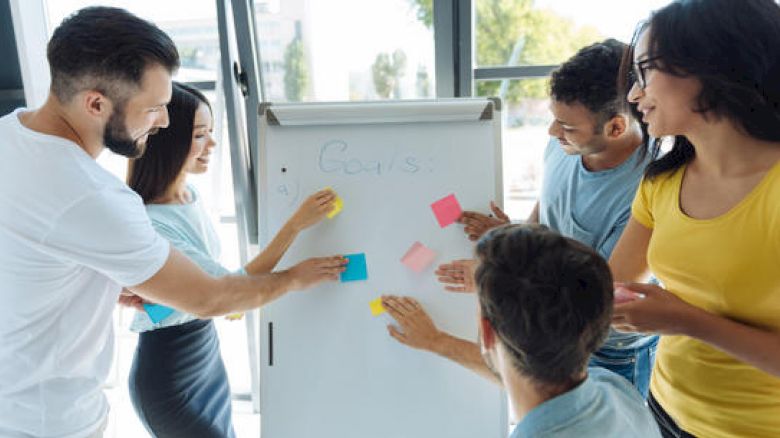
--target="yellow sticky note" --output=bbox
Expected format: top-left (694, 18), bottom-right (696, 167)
top-left (327, 195), bottom-right (343, 219)
top-left (226, 313), bottom-right (244, 321)
top-left (369, 298), bottom-right (386, 316)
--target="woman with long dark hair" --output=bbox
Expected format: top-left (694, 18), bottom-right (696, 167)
top-left (608, 0), bottom-right (780, 436)
top-left (126, 83), bottom-right (337, 437)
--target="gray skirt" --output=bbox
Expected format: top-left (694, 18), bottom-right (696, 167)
top-left (129, 319), bottom-right (235, 438)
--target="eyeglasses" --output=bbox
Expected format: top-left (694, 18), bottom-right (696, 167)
top-left (632, 56), bottom-right (662, 89)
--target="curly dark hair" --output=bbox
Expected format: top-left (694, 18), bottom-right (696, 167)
top-left (475, 224), bottom-right (613, 387)
top-left (621, 0), bottom-right (780, 179)
top-left (550, 39), bottom-right (628, 131)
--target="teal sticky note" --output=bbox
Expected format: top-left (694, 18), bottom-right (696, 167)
top-left (341, 253), bottom-right (368, 282)
top-left (144, 303), bottom-right (175, 324)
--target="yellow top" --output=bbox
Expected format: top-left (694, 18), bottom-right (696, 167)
top-left (632, 162), bottom-right (780, 438)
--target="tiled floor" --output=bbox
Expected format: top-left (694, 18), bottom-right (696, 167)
top-left (105, 307), bottom-right (260, 437)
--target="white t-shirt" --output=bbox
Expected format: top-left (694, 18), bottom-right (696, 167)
top-left (0, 109), bottom-right (170, 437)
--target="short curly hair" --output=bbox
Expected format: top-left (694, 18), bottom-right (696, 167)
top-left (550, 39), bottom-right (627, 130)
top-left (475, 224), bottom-right (613, 387)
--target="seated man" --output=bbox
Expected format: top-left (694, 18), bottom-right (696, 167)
top-left (383, 225), bottom-right (661, 437)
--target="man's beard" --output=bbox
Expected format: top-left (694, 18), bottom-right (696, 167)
top-left (103, 106), bottom-right (158, 158)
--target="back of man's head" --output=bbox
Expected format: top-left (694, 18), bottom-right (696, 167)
top-left (47, 7), bottom-right (180, 105)
top-left (475, 224), bottom-right (613, 388)
top-left (550, 38), bottom-right (627, 127)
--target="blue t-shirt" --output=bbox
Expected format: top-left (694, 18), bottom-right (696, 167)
top-left (509, 367), bottom-right (661, 438)
top-left (540, 138), bottom-right (649, 259)
top-left (539, 138), bottom-right (652, 348)
top-left (130, 186), bottom-right (244, 332)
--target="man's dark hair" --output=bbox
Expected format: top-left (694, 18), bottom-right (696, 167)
top-left (620, 0), bottom-right (780, 179)
top-left (47, 6), bottom-right (180, 104)
top-left (550, 38), bottom-right (628, 130)
top-left (475, 224), bottom-right (613, 388)
top-left (128, 82), bottom-right (210, 203)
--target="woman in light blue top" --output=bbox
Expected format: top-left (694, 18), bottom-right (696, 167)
top-left (125, 82), bottom-right (336, 437)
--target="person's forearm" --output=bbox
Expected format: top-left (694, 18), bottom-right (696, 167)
top-left (683, 307), bottom-right (780, 377)
top-left (431, 332), bottom-right (503, 386)
top-left (244, 222), bottom-right (300, 275)
top-left (199, 269), bottom-right (297, 317)
top-left (132, 248), bottom-right (304, 318)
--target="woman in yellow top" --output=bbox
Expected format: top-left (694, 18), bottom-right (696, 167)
top-left (609, 0), bottom-right (780, 437)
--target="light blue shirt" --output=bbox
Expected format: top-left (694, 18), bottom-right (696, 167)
top-left (539, 138), bottom-right (652, 348)
top-left (510, 367), bottom-right (661, 438)
top-left (540, 138), bottom-right (649, 260)
top-left (130, 186), bottom-right (244, 332)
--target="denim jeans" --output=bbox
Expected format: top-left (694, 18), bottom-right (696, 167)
top-left (589, 335), bottom-right (659, 398)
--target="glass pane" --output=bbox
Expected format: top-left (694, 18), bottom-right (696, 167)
top-left (255, 0), bottom-right (435, 101)
top-left (474, 0), bottom-right (673, 67)
top-left (46, 1), bottom-right (220, 83)
top-left (477, 78), bottom-right (552, 220)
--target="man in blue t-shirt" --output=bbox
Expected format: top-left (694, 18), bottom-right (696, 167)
top-left (385, 225), bottom-right (661, 437)
top-left (383, 40), bottom-right (658, 397)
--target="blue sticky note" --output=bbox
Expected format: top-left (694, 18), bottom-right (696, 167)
top-left (341, 253), bottom-right (368, 282)
top-left (143, 303), bottom-right (175, 324)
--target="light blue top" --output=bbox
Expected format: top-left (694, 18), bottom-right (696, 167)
top-left (509, 367), bottom-right (662, 438)
top-left (130, 186), bottom-right (244, 333)
top-left (539, 138), bottom-right (652, 348)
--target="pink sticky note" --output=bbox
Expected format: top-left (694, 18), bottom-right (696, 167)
top-left (431, 194), bottom-right (462, 228)
top-left (614, 287), bottom-right (641, 305)
top-left (401, 241), bottom-right (437, 273)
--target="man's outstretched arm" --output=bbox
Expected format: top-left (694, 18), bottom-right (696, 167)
top-left (131, 247), bottom-right (345, 318)
top-left (381, 295), bottom-right (502, 386)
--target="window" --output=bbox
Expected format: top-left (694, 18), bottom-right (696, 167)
top-left (476, 78), bottom-right (551, 219)
top-left (475, 0), bottom-right (673, 67)
top-left (254, 0), bottom-right (435, 102)
top-left (472, 0), bottom-right (673, 219)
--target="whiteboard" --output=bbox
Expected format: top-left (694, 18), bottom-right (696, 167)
top-left (257, 99), bottom-right (506, 438)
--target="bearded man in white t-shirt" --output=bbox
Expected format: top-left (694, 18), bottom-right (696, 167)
top-left (0, 7), bottom-right (345, 437)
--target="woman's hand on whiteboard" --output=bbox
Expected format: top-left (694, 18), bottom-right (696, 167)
top-left (288, 189), bottom-right (337, 231)
top-left (382, 295), bottom-right (443, 352)
top-left (435, 259), bottom-right (477, 293)
top-left (285, 255), bottom-right (347, 290)
top-left (458, 201), bottom-right (510, 241)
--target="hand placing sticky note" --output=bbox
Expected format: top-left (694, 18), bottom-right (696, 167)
top-left (143, 303), bottom-right (175, 324)
top-left (324, 186), bottom-right (343, 219)
top-left (369, 297), bottom-right (386, 316)
top-left (341, 253), bottom-right (368, 282)
top-left (431, 194), bottom-right (463, 228)
top-left (327, 196), bottom-right (343, 219)
top-left (401, 241), bottom-right (437, 273)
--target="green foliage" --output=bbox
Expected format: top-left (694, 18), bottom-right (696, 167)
top-left (408, 0), bottom-right (603, 102)
top-left (411, 0), bottom-right (433, 27)
top-left (372, 50), bottom-right (407, 98)
top-left (283, 37), bottom-right (309, 102)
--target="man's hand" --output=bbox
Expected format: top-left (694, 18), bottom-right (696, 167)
top-left (288, 189), bottom-right (337, 232)
top-left (285, 256), bottom-right (347, 291)
top-left (457, 201), bottom-right (510, 241)
top-left (117, 288), bottom-right (146, 311)
top-left (435, 259), bottom-right (477, 293)
top-left (382, 295), bottom-right (442, 352)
